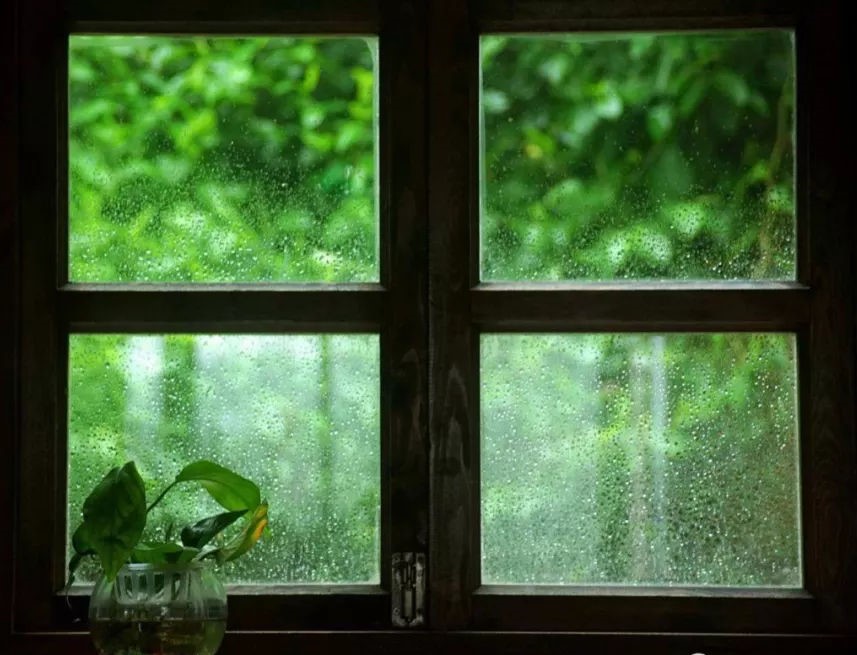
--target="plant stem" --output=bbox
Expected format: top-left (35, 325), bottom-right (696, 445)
top-left (147, 480), bottom-right (179, 514)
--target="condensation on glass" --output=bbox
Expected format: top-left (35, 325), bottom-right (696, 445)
top-left (481, 334), bottom-right (801, 586)
top-left (68, 334), bottom-right (380, 584)
top-left (69, 36), bottom-right (378, 282)
top-left (480, 31), bottom-right (796, 281)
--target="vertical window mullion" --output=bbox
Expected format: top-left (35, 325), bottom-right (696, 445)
top-left (380, 0), bottom-right (430, 604)
top-left (428, 0), bottom-right (480, 630)
top-left (801, 0), bottom-right (857, 628)
top-left (0, 0), bottom-right (18, 631)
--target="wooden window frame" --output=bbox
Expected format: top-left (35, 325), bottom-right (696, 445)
top-left (3, 0), bottom-right (856, 653)
top-left (10, 0), bottom-right (429, 639)
top-left (427, 0), bottom-right (856, 648)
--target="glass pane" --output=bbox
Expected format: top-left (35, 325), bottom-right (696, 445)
top-left (481, 333), bottom-right (800, 586)
top-left (70, 36), bottom-right (378, 282)
top-left (481, 31), bottom-right (795, 281)
top-left (68, 334), bottom-right (380, 584)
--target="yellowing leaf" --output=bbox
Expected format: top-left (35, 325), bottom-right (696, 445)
top-left (210, 502), bottom-right (269, 564)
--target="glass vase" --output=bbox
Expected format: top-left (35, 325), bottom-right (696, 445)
top-left (89, 562), bottom-right (227, 655)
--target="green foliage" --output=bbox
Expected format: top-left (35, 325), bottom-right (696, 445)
top-left (69, 334), bottom-right (380, 585)
top-left (68, 460), bottom-right (267, 587)
top-left (181, 510), bottom-right (249, 550)
top-left (69, 36), bottom-right (377, 283)
top-left (476, 31), bottom-right (800, 585)
top-left (481, 334), bottom-right (800, 586)
top-left (173, 460), bottom-right (261, 512)
top-left (481, 31), bottom-right (794, 280)
top-left (70, 462), bottom-right (147, 582)
top-left (131, 542), bottom-right (200, 565)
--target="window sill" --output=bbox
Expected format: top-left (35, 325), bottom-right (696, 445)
top-left (8, 630), bottom-right (855, 655)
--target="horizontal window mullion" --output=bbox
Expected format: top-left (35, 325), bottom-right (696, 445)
top-left (475, 0), bottom-right (795, 32)
top-left (59, 285), bottom-right (385, 333)
top-left (471, 589), bottom-right (829, 634)
top-left (472, 284), bottom-right (810, 331)
top-left (58, 587), bottom-right (389, 631)
top-left (69, 0), bottom-right (379, 32)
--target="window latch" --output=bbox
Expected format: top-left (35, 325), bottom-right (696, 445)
top-left (392, 552), bottom-right (425, 628)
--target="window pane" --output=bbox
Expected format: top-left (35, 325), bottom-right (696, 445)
top-left (481, 31), bottom-right (795, 281)
top-left (481, 334), bottom-right (800, 586)
top-left (68, 334), bottom-right (380, 584)
top-left (69, 36), bottom-right (378, 282)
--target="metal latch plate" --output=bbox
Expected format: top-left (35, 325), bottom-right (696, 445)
top-left (392, 552), bottom-right (425, 628)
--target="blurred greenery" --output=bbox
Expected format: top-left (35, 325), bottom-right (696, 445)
top-left (482, 32), bottom-right (794, 280)
top-left (68, 32), bottom-right (799, 586)
top-left (482, 334), bottom-right (799, 586)
top-left (69, 36), bottom-right (377, 283)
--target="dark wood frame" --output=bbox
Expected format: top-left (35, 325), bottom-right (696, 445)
top-left (4, 0), bottom-right (856, 653)
top-left (428, 0), bottom-right (857, 646)
top-left (0, 0), bottom-right (20, 649)
top-left (12, 0), bottom-right (429, 637)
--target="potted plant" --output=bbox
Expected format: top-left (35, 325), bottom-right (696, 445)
top-left (67, 460), bottom-right (269, 655)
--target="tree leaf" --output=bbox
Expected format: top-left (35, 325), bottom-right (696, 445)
top-left (77, 462), bottom-right (147, 580)
top-left (175, 460), bottom-right (260, 512)
top-left (209, 502), bottom-right (269, 564)
top-left (646, 104), bottom-right (674, 142)
top-left (131, 541), bottom-right (200, 565)
top-left (180, 509), bottom-right (248, 549)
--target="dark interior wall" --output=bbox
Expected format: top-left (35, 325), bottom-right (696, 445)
top-left (1, 0), bottom-right (19, 646)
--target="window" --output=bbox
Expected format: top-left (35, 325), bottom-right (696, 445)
top-left (5, 0), bottom-right (856, 653)
top-left (13, 0), bottom-right (423, 638)
top-left (66, 32), bottom-right (383, 586)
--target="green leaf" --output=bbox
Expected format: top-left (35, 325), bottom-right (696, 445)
top-left (335, 121), bottom-right (366, 153)
top-left (71, 520), bottom-right (96, 555)
top-left (667, 202), bottom-right (706, 239)
top-left (209, 502), bottom-right (269, 564)
top-left (76, 462), bottom-right (147, 580)
top-left (646, 104), bottom-right (674, 142)
top-left (714, 70), bottom-right (750, 107)
top-left (131, 541), bottom-right (200, 565)
top-left (175, 460), bottom-right (261, 512)
top-left (180, 509), bottom-right (248, 549)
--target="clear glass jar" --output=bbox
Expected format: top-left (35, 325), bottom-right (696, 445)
top-left (89, 562), bottom-right (227, 655)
